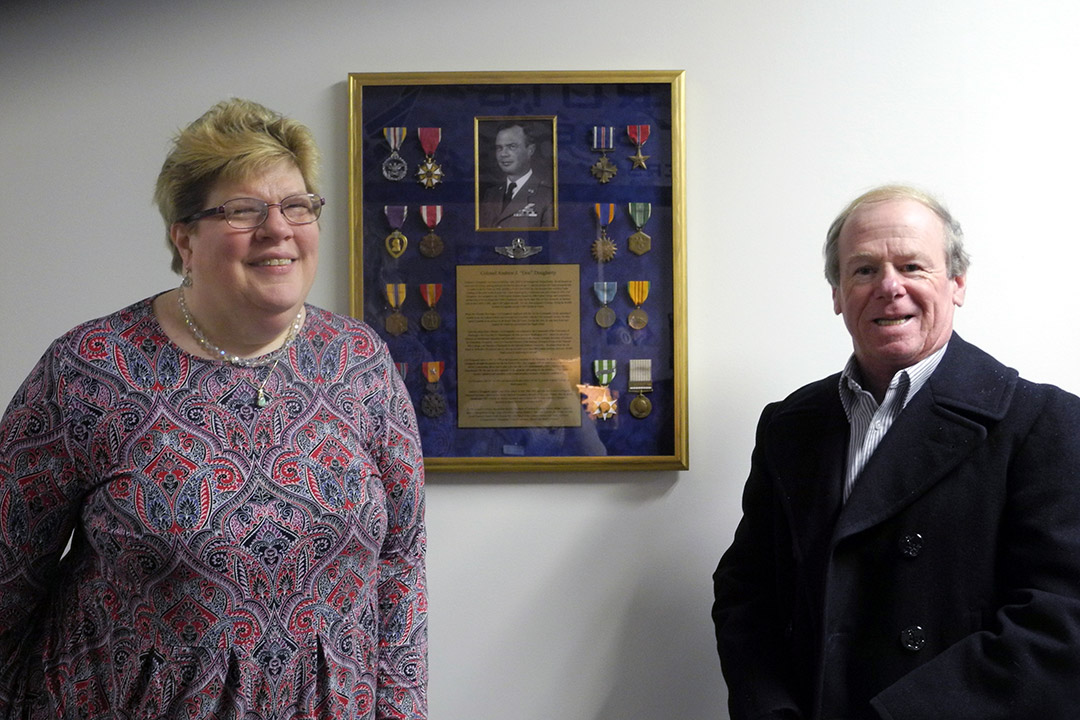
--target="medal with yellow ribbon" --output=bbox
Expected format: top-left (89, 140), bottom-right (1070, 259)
top-left (418, 205), bottom-right (444, 258)
top-left (627, 280), bottom-right (650, 330)
top-left (384, 205), bottom-right (408, 258)
top-left (627, 202), bottom-right (652, 255)
top-left (591, 203), bottom-right (617, 263)
top-left (590, 126), bottom-right (618, 183)
top-left (416, 127), bottom-right (444, 188)
top-left (420, 283), bottom-right (443, 331)
top-left (422, 361), bottom-right (447, 417)
top-left (385, 283), bottom-right (407, 337)
top-left (627, 125), bottom-right (651, 169)
top-left (382, 127), bottom-right (408, 181)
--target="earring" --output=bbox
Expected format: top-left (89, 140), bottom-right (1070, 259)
top-left (181, 271), bottom-right (193, 288)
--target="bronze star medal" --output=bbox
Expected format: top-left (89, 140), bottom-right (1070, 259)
top-left (627, 124), bottom-right (651, 169)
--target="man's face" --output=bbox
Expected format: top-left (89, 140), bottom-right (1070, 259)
top-left (494, 126), bottom-right (534, 180)
top-left (831, 198), bottom-right (966, 388)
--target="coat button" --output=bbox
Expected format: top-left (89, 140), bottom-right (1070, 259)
top-left (900, 625), bottom-right (926, 652)
top-left (899, 533), bottom-right (924, 558)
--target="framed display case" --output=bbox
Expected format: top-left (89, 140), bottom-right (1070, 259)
top-left (348, 70), bottom-right (687, 472)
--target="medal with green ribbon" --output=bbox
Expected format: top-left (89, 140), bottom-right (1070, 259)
top-left (627, 202), bottom-right (652, 255)
top-left (591, 359), bottom-right (618, 420)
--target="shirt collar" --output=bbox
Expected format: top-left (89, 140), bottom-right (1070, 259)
top-left (839, 342), bottom-right (949, 414)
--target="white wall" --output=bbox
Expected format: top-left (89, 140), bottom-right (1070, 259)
top-left (3, 1), bottom-right (1079, 717)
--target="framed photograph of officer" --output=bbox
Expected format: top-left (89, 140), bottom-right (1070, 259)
top-left (475, 116), bottom-right (558, 231)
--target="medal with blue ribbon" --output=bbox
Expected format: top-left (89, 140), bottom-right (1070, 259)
top-left (627, 202), bottom-right (652, 255)
top-left (384, 205), bottom-right (408, 258)
top-left (591, 202), bottom-right (617, 263)
top-left (593, 281), bottom-right (617, 328)
top-left (382, 127), bottom-right (408, 181)
top-left (590, 126), bottom-right (618, 183)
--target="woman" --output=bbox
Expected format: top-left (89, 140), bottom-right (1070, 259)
top-left (0, 99), bottom-right (427, 719)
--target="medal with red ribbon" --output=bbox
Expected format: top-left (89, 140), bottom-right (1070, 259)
top-left (590, 126), bottom-right (618, 183)
top-left (591, 203), bottom-right (617, 263)
top-left (416, 127), bottom-right (444, 188)
top-left (382, 127), bottom-right (408, 181)
top-left (627, 125), bottom-right (651, 169)
top-left (422, 361), bottom-right (447, 417)
top-left (420, 283), bottom-right (443, 331)
top-left (419, 204), bottom-right (444, 258)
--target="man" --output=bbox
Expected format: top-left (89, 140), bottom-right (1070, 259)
top-left (712, 185), bottom-right (1080, 719)
top-left (478, 121), bottom-right (554, 229)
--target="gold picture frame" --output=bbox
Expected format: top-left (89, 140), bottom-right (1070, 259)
top-left (348, 70), bottom-right (687, 472)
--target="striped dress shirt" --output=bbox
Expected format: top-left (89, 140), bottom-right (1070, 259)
top-left (838, 344), bottom-right (948, 502)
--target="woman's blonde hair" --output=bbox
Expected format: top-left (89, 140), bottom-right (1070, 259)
top-left (153, 98), bottom-right (321, 273)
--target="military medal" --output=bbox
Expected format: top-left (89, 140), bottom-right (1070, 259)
top-left (628, 358), bottom-right (653, 418)
top-left (385, 283), bottom-right (408, 337)
top-left (627, 203), bottom-right (652, 255)
top-left (419, 205), bottom-right (444, 258)
top-left (416, 127), bottom-right (444, 188)
top-left (395, 362), bottom-right (409, 381)
top-left (627, 280), bottom-right (650, 329)
top-left (382, 127), bottom-right (408, 181)
top-left (420, 283), bottom-right (443, 331)
top-left (590, 126), bottom-right (618, 184)
top-left (384, 205), bottom-right (408, 258)
top-left (422, 361), bottom-right (447, 417)
top-left (627, 124), bottom-right (651, 169)
top-left (591, 203), bottom-right (617, 263)
top-left (590, 359), bottom-right (618, 420)
top-left (594, 281), bottom-right (617, 328)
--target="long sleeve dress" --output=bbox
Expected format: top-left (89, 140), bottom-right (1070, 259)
top-left (0, 297), bottom-right (427, 719)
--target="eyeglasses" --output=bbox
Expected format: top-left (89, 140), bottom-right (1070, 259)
top-left (179, 193), bottom-right (326, 229)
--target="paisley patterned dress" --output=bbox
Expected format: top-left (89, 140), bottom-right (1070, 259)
top-left (0, 297), bottom-right (427, 719)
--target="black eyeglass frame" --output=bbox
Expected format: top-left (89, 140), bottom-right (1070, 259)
top-left (178, 194), bottom-right (326, 228)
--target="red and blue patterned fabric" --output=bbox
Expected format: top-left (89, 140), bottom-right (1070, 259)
top-left (0, 297), bottom-right (426, 719)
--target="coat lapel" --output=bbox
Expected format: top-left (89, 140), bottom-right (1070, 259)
top-left (833, 335), bottom-right (1017, 541)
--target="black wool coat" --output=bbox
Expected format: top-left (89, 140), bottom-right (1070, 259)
top-left (713, 334), bottom-right (1080, 720)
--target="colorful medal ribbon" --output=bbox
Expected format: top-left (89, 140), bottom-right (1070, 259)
top-left (421, 361), bottom-right (447, 417)
top-left (382, 127), bottom-right (408, 181)
top-left (627, 124), bottom-right (651, 169)
top-left (628, 280), bottom-right (650, 307)
top-left (594, 281), bottom-right (617, 305)
top-left (627, 202), bottom-right (653, 255)
top-left (590, 126), bottom-right (618, 184)
top-left (591, 203), bottom-right (618, 263)
top-left (416, 127), bottom-right (444, 188)
top-left (420, 283), bottom-right (442, 306)
top-left (419, 204), bottom-right (444, 258)
top-left (593, 359), bottom-right (617, 386)
top-left (395, 362), bottom-right (409, 380)
top-left (386, 283), bottom-right (406, 309)
top-left (423, 361), bottom-right (444, 384)
top-left (384, 205), bottom-right (408, 258)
